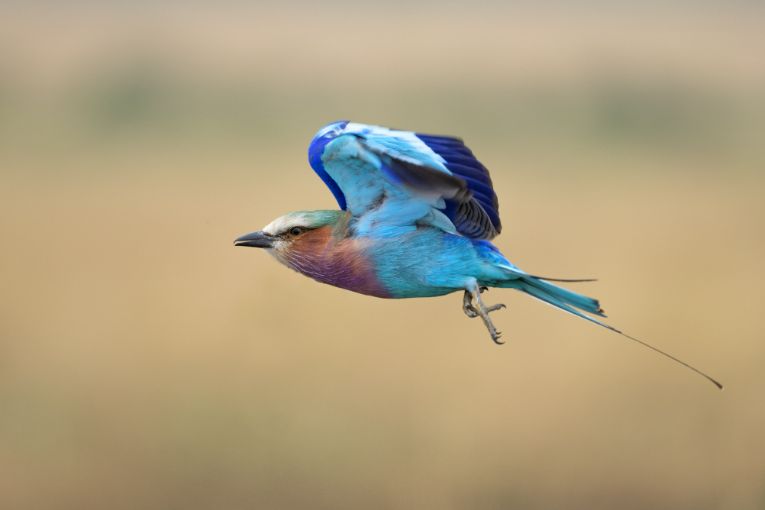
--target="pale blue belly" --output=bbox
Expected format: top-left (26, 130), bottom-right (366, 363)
top-left (366, 229), bottom-right (504, 298)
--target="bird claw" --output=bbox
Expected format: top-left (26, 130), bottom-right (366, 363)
top-left (462, 288), bottom-right (507, 343)
top-left (463, 289), bottom-right (480, 318)
top-left (464, 307), bottom-right (480, 318)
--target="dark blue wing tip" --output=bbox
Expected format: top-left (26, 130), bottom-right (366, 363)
top-left (415, 132), bottom-right (502, 236)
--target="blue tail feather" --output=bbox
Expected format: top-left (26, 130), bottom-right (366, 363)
top-left (481, 253), bottom-right (723, 389)
top-left (500, 274), bottom-right (605, 317)
top-left (501, 274), bottom-right (724, 389)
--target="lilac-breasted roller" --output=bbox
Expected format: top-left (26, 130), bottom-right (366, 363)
top-left (235, 121), bottom-right (721, 389)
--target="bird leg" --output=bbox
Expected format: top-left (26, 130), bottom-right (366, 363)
top-left (462, 290), bottom-right (480, 318)
top-left (462, 286), bottom-right (506, 344)
top-left (463, 287), bottom-right (505, 318)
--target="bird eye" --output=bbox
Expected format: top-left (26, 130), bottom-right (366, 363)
top-left (289, 227), bottom-right (304, 236)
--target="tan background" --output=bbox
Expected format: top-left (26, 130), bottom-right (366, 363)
top-left (1, 3), bottom-right (764, 509)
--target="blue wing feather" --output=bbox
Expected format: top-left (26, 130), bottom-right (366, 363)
top-left (307, 121), bottom-right (349, 209)
top-left (307, 122), bottom-right (503, 240)
top-left (415, 132), bottom-right (502, 234)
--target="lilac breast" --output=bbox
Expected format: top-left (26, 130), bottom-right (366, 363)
top-left (282, 239), bottom-right (391, 298)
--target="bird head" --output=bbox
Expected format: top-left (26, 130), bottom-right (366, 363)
top-left (234, 210), bottom-right (345, 257)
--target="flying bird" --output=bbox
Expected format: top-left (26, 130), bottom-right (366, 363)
top-left (235, 121), bottom-right (721, 389)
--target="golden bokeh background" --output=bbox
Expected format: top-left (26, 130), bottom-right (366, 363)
top-left (1, 3), bottom-right (764, 509)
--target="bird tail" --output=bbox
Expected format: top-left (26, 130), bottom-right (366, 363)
top-left (496, 272), bottom-right (724, 390)
top-left (499, 273), bottom-right (606, 320)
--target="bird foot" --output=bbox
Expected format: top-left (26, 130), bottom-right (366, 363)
top-left (462, 291), bottom-right (480, 318)
top-left (462, 288), bottom-right (506, 344)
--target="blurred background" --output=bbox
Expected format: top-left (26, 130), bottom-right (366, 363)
top-left (1, 2), bottom-right (764, 509)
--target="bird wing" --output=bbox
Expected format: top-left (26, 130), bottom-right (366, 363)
top-left (308, 122), bottom-right (502, 239)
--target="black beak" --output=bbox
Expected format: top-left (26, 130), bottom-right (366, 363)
top-left (234, 231), bottom-right (275, 248)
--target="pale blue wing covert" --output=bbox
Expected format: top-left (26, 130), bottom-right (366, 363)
top-left (307, 121), bottom-right (502, 239)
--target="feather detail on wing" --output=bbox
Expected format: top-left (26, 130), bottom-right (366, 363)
top-left (307, 121), bottom-right (502, 239)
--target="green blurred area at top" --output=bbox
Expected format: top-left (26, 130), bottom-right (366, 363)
top-left (0, 1), bottom-right (763, 175)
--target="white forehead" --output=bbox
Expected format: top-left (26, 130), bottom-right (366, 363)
top-left (262, 213), bottom-right (310, 235)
